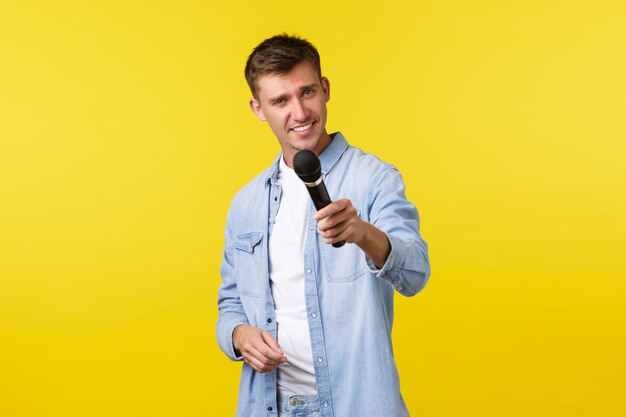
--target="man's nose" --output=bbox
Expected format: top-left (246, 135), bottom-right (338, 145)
top-left (291, 98), bottom-right (308, 121)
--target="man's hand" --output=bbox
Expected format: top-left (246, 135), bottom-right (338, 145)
top-left (315, 198), bottom-right (391, 268)
top-left (314, 198), bottom-right (366, 244)
top-left (232, 324), bottom-right (287, 373)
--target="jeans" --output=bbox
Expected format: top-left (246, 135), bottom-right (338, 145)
top-left (277, 393), bottom-right (320, 417)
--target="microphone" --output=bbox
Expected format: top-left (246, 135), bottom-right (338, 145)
top-left (293, 150), bottom-right (346, 248)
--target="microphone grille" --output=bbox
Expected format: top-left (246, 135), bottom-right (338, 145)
top-left (293, 150), bottom-right (321, 183)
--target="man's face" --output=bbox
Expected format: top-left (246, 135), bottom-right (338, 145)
top-left (249, 60), bottom-right (331, 166)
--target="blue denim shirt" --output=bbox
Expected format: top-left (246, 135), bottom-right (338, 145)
top-left (217, 132), bottom-right (431, 417)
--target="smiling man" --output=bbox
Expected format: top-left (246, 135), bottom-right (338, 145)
top-left (216, 34), bottom-right (431, 417)
top-left (249, 59), bottom-right (331, 162)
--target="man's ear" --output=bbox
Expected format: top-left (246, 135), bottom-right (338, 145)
top-left (321, 77), bottom-right (331, 103)
top-left (249, 98), bottom-right (267, 121)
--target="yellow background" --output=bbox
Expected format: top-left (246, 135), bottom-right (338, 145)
top-left (1, 1), bottom-right (624, 416)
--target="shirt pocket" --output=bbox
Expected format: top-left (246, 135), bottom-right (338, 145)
top-left (320, 241), bottom-right (367, 282)
top-left (234, 232), bottom-right (264, 298)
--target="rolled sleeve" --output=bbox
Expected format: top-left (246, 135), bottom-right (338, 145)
top-left (366, 167), bottom-right (431, 297)
top-left (216, 210), bottom-right (249, 361)
top-left (366, 233), bottom-right (429, 296)
top-left (216, 314), bottom-right (248, 361)
top-left (365, 233), bottom-right (404, 281)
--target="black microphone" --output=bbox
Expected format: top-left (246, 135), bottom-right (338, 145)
top-left (293, 150), bottom-right (346, 248)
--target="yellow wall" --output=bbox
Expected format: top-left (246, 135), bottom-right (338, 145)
top-left (1, 1), bottom-right (624, 416)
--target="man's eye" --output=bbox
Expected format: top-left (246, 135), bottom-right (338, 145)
top-left (303, 89), bottom-right (313, 96)
top-left (273, 98), bottom-right (285, 105)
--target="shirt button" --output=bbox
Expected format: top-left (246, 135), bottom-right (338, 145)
top-left (309, 225), bottom-right (314, 231)
top-left (267, 406), bottom-right (273, 411)
top-left (306, 269), bottom-right (312, 274)
top-left (317, 357), bottom-right (323, 363)
top-left (311, 312), bottom-right (317, 318)
top-left (266, 318), bottom-right (272, 323)
top-left (323, 401), bottom-right (329, 407)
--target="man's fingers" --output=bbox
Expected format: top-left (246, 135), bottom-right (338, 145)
top-left (261, 330), bottom-right (284, 355)
top-left (249, 331), bottom-right (286, 362)
top-left (246, 344), bottom-right (283, 367)
top-left (319, 218), bottom-right (350, 242)
top-left (317, 211), bottom-right (353, 232)
top-left (314, 198), bottom-right (350, 220)
top-left (317, 205), bottom-right (357, 231)
top-left (243, 341), bottom-right (286, 373)
top-left (245, 352), bottom-right (275, 373)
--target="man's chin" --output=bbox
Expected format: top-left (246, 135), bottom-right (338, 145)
top-left (291, 140), bottom-right (319, 153)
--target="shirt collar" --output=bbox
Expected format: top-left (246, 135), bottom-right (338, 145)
top-left (265, 131), bottom-right (349, 187)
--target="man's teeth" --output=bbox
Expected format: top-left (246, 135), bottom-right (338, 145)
top-left (292, 123), bottom-right (313, 132)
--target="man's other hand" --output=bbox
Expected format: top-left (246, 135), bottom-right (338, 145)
top-left (232, 324), bottom-right (287, 373)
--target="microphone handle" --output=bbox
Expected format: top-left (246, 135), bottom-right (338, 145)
top-left (307, 181), bottom-right (346, 248)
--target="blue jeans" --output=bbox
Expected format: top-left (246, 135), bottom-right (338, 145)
top-left (277, 393), bottom-right (320, 417)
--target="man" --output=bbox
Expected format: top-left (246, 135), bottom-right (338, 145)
top-left (216, 34), bottom-right (431, 417)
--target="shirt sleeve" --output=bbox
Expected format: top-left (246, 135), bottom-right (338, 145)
top-left (365, 166), bottom-right (431, 297)
top-left (216, 209), bottom-right (248, 361)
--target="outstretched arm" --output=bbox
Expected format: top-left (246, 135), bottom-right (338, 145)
top-left (315, 167), bottom-right (430, 296)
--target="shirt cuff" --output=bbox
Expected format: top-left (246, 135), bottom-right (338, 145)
top-left (217, 313), bottom-right (249, 361)
top-left (365, 233), bottom-right (406, 290)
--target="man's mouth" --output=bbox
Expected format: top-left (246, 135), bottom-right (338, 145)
top-left (290, 122), bottom-right (315, 133)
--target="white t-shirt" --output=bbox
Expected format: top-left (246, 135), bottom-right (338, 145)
top-left (268, 156), bottom-right (317, 396)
